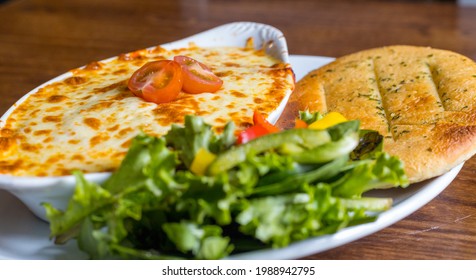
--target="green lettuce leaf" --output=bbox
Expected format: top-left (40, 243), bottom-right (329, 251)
top-left (162, 221), bottom-right (233, 259)
top-left (44, 171), bottom-right (113, 240)
top-left (45, 115), bottom-right (409, 260)
top-left (165, 115), bottom-right (235, 168)
top-left (299, 111), bottom-right (323, 124)
top-left (332, 152), bottom-right (409, 198)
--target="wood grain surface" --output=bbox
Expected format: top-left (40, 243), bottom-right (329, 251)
top-left (0, 0), bottom-right (475, 259)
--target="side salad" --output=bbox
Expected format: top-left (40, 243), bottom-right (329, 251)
top-left (44, 111), bottom-right (408, 259)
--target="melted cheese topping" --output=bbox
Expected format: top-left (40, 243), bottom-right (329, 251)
top-left (0, 45), bottom-right (294, 176)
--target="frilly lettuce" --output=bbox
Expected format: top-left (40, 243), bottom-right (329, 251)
top-left (44, 114), bottom-right (408, 259)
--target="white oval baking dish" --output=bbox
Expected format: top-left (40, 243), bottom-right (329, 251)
top-left (0, 22), bottom-right (291, 221)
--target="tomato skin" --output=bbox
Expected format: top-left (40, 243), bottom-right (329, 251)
top-left (236, 125), bottom-right (270, 145)
top-left (128, 60), bottom-right (183, 104)
top-left (252, 111), bottom-right (280, 133)
top-left (173, 55), bottom-right (223, 94)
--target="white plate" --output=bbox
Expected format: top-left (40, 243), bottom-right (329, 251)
top-left (0, 55), bottom-right (464, 260)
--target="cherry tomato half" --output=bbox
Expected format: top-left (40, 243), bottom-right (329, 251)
top-left (173, 55), bottom-right (223, 94)
top-left (128, 60), bottom-right (183, 104)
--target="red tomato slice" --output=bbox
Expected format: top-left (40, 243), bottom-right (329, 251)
top-left (173, 55), bottom-right (223, 94)
top-left (128, 60), bottom-right (183, 104)
top-left (236, 125), bottom-right (270, 145)
top-left (252, 111), bottom-right (280, 133)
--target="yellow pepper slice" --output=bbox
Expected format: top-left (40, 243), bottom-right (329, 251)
top-left (190, 147), bottom-right (217, 175)
top-left (308, 112), bottom-right (347, 130)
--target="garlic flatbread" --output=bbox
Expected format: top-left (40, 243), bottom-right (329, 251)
top-left (294, 45), bottom-right (476, 183)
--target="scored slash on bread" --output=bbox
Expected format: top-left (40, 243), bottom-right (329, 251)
top-left (293, 45), bottom-right (476, 183)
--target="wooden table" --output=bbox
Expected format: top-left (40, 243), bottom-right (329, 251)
top-left (0, 0), bottom-right (475, 259)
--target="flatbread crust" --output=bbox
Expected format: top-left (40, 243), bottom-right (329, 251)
top-left (293, 45), bottom-right (476, 183)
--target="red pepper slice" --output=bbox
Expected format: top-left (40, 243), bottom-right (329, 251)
top-left (252, 111), bottom-right (280, 133)
top-left (294, 119), bottom-right (308, 128)
top-left (236, 111), bottom-right (281, 144)
top-left (236, 125), bottom-right (269, 145)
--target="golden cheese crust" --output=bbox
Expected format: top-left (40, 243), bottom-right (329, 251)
top-left (293, 45), bottom-right (476, 183)
top-left (0, 45), bottom-right (294, 176)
